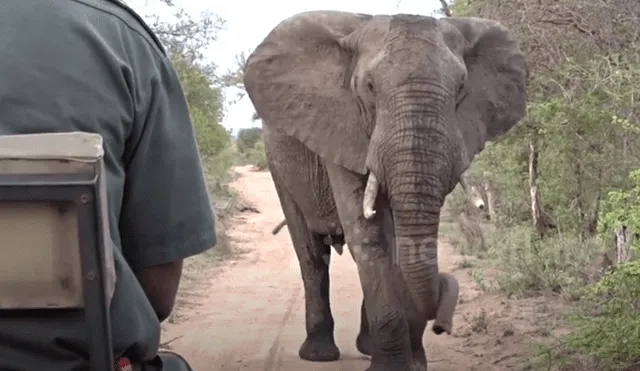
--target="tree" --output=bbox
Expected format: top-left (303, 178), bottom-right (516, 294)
top-left (143, 2), bottom-right (235, 159)
top-left (236, 127), bottom-right (263, 154)
top-left (450, 0), bottom-right (640, 236)
top-left (446, 0), bottom-right (640, 367)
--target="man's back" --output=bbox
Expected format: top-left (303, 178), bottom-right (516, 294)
top-left (0, 1), bottom-right (216, 369)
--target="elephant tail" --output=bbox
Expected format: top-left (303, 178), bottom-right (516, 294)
top-left (272, 219), bottom-right (287, 235)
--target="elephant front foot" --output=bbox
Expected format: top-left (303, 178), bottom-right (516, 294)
top-left (298, 334), bottom-right (340, 362)
top-left (363, 347), bottom-right (428, 371)
top-left (356, 330), bottom-right (372, 356)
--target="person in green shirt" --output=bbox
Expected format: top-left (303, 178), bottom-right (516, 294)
top-left (0, 0), bottom-right (217, 369)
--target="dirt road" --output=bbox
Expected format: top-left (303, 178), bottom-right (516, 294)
top-left (162, 165), bottom-right (550, 371)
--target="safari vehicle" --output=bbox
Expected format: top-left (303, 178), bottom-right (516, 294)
top-left (0, 132), bottom-right (193, 371)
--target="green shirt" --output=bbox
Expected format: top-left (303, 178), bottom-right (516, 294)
top-left (0, 0), bottom-right (216, 369)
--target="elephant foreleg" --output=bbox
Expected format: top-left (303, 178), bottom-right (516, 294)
top-left (325, 164), bottom-right (413, 371)
top-left (355, 193), bottom-right (428, 369)
top-left (356, 268), bottom-right (429, 370)
top-left (357, 273), bottom-right (455, 371)
top-left (296, 232), bottom-right (339, 362)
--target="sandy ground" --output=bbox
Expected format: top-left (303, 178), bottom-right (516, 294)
top-left (161, 165), bottom-right (559, 371)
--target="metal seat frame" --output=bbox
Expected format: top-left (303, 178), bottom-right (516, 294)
top-left (0, 133), bottom-right (114, 371)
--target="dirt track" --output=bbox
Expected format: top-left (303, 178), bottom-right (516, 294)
top-left (162, 165), bottom-right (554, 371)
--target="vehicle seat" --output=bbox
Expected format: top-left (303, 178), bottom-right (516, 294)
top-left (158, 352), bottom-right (194, 371)
top-left (0, 132), bottom-right (194, 371)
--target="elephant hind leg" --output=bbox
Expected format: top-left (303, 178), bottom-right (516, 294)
top-left (296, 233), bottom-right (339, 362)
top-left (270, 177), bottom-right (339, 362)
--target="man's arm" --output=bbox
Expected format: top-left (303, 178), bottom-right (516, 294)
top-left (119, 56), bottom-right (216, 322)
top-left (136, 261), bottom-right (183, 322)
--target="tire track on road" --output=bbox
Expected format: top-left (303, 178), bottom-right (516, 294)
top-left (263, 286), bottom-right (302, 371)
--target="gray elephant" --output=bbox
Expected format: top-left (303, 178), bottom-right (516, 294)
top-left (243, 10), bottom-right (527, 371)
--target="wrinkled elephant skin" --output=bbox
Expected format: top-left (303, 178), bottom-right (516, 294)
top-left (243, 10), bottom-right (527, 371)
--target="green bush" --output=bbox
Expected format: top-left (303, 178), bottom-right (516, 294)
top-left (486, 226), bottom-right (600, 299)
top-left (560, 169), bottom-right (640, 369)
top-left (233, 139), bottom-right (267, 170)
top-left (244, 141), bottom-right (267, 170)
top-left (236, 127), bottom-right (263, 154)
top-left (564, 261), bottom-right (640, 368)
top-left (169, 49), bottom-right (231, 159)
top-left (165, 43), bottom-right (237, 260)
top-left (201, 146), bottom-right (236, 200)
top-left (442, 183), bottom-right (468, 219)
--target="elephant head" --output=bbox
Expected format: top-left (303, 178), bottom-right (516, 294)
top-left (244, 11), bottom-right (527, 326)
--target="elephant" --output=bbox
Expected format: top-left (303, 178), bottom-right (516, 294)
top-left (243, 10), bottom-right (527, 371)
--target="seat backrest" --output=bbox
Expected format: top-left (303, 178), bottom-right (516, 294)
top-left (0, 132), bottom-right (115, 371)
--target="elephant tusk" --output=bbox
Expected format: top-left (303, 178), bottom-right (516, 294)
top-left (363, 172), bottom-right (379, 219)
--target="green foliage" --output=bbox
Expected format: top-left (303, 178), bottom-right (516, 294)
top-left (236, 127), bottom-right (263, 154)
top-left (464, 55), bottom-right (640, 237)
top-left (149, 8), bottom-right (224, 61)
top-left (443, 184), bottom-right (468, 217)
top-left (168, 47), bottom-right (234, 204)
top-left (140, 1), bottom-right (245, 263)
top-left (169, 49), bottom-right (230, 158)
top-left (466, 141), bottom-right (530, 226)
top-left (234, 139), bottom-right (267, 170)
top-left (201, 146), bottom-right (236, 200)
top-left (597, 169), bottom-right (640, 240)
top-left (560, 170), bottom-right (640, 368)
top-left (145, 0), bottom-right (247, 161)
top-left (531, 56), bottom-right (640, 231)
top-left (564, 261), bottom-right (640, 368)
top-left (448, 0), bottom-right (478, 17)
top-left (440, 0), bottom-right (640, 367)
top-left (486, 226), bottom-right (600, 299)
top-left (245, 141), bottom-right (268, 170)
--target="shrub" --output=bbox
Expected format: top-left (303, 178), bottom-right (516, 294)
top-left (487, 226), bottom-right (600, 299)
top-left (560, 169), bottom-right (640, 369)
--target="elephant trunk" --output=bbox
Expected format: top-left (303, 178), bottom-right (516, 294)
top-left (433, 272), bottom-right (459, 334)
top-left (393, 198), bottom-right (459, 333)
top-left (380, 115), bottom-right (460, 335)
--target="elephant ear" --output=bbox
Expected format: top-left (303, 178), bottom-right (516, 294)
top-left (441, 17), bottom-right (528, 168)
top-left (243, 11), bottom-right (373, 175)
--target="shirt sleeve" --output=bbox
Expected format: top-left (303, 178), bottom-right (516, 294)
top-left (119, 55), bottom-right (217, 271)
